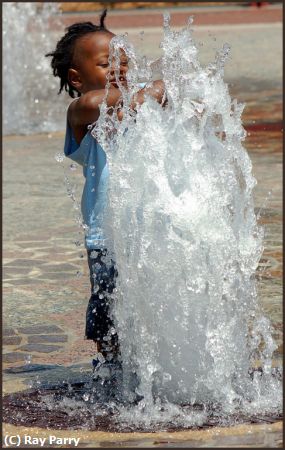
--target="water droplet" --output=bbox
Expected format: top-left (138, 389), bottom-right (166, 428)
top-left (163, 12), bottom-right (171, 28)
top-left (55, 152), bottom-right (65, 163)
top-left (187, 15), bottom-right (194, 25)
top-left (25, 354), bottom-right (32, 365)
top-left (163, 372), bottom-right (172, 382)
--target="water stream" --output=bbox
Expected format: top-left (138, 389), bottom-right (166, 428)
top-left (3, 2), bottom-right (69, 135)
top-left (90, 14), bottom-right (281, 427)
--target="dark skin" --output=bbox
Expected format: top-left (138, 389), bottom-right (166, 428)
top-left (67, 31), bottom-right (166, 145)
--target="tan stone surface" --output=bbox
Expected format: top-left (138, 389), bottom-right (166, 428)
top-left (2, 421), bottom-right (283, 448)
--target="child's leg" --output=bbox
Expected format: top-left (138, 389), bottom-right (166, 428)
top-left (85, 249), bottom-right (120, 361)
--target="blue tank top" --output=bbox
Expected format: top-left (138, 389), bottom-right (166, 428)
top-left (63, 120), bottom-right (109, 250)
top-left (64, 84), bottom-right (146, 249)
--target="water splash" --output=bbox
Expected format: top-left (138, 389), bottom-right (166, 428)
top-left (3, 2), bottom-right (69, 135)
top-left (92, 15), bottom-right (281, 425)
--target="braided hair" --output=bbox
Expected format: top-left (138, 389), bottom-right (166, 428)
top-left (46, 9), bottom-right (108, 98)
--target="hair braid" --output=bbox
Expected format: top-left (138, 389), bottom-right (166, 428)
top-left (45, 9), bottom-right (108, 98)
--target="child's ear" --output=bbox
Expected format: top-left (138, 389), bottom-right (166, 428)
top-left (68, 68), bottom-right (82, 91)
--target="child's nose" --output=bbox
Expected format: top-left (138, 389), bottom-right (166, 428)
top-left (109, 60), bottom-right (125, 72)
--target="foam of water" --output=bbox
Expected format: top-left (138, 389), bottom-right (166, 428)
top-left (91, 15), bottom-right (281, 425)
top-left (3, 2), bottom-right (69, 135)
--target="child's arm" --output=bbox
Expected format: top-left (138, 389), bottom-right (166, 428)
top-left (68, 86), bottom-right (122, 126)
top-left (68, 80), bottom-right (166, 127)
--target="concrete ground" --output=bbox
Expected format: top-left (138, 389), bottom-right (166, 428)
top-left (3, 3), bottom-right (282, 448)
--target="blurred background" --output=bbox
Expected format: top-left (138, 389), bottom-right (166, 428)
top-left (58, 2), bottom-right (280, 12)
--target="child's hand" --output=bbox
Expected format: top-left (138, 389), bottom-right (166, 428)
top-left (130, 79), bottom-right (166, 110)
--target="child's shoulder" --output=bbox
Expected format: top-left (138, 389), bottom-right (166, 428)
top-left (67, 90), bottom-right (103, 129)
top-left (67, 93), bottom-right (92, 123)
top-left (67, 98), bottom-right (89, 145)
top-left (67, 97), bottom-right (79, 124)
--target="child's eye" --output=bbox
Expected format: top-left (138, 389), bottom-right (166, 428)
top-left (100, 63), bottom-right (109, 68)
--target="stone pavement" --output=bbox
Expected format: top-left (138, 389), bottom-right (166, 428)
top-left (3, 4), bottom-right (282, 448)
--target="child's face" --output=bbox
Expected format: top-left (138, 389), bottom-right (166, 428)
top-left (69, 31), bottom-right (129, 94)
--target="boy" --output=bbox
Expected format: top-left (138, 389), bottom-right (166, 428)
top-left (46, 10), bottom-right (165, 372)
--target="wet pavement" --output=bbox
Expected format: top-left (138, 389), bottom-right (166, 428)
top-left (3, 4), bottom-right (282, 448)
top-left (2, 421), bottom-right (283, 448)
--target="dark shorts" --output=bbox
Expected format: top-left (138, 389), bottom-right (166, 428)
top-left (85, 249), bottom-right (118, 342)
